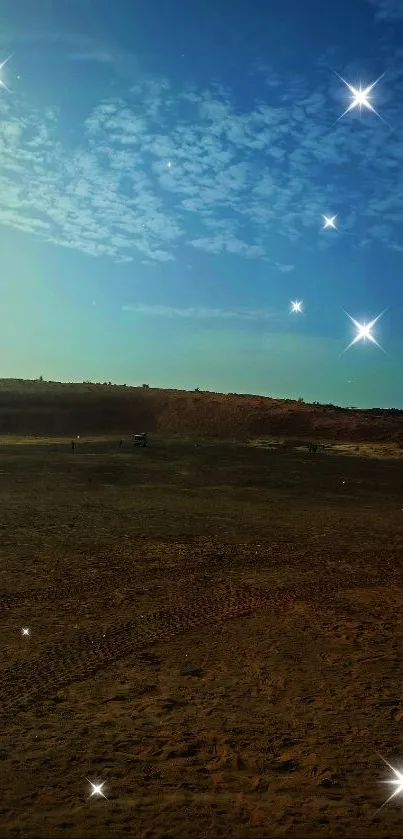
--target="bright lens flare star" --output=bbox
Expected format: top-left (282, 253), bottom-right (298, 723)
top-left (323, 215), bottom-right (337, 230)
top-left (86, 780), bottom-right (107, 800)
top-left (334, 71), bottom-right (387, 123)
top-left (341, 309), bottom-right (387, 356)
top-left (0, 54), bottom-right (12, 92)
top-left (377, 755), bottom-right (403, 811)
top-left (21, 627), bottom-right (30, 636)
top-left (290, 300), bottom-right (303, 313)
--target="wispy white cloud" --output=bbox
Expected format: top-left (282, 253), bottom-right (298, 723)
top-left (365, 0), bottom-right (403, 19)
top-left (67, 50), bottom-right (116, 65)
top-left (189, 235), bottom-right (265, 258)
top-left (276, 263), bottom-right (295, 273)
top-left (0, 54), bottom-right (402, 265)
top-left (122, 303), bottom-right (281, 320)
top-left (0, 29), bottom-right (141, 81)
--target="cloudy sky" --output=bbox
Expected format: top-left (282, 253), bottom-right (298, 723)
top-left (1, 0), bottom-right (403, 407)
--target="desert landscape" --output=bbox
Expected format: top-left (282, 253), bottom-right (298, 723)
top-left (2, 380), bottom-right (403, 837)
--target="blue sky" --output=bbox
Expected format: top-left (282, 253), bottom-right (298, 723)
top-left (1, 0), bottom-right (403, 407)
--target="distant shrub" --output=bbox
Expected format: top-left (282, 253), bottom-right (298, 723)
top-left (297, 396), bottom-right (304, 403)
top-left (195, 387), bottom-right (200, 392)
top-left (142, 383), bottom-right (150, 389)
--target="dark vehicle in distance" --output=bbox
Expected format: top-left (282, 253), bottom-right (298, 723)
top-left (133, 433), bottom-right (148, 447)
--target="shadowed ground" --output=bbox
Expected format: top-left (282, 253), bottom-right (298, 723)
top-left (2, 434), bottom-right (403, 838)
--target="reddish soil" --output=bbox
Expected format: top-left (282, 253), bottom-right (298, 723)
top-left (2, 383), bottom-right (403, 837)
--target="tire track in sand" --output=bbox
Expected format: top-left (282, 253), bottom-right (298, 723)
top-left (1, 582), bottom-right (294, 718)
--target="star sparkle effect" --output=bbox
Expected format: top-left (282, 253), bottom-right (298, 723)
top-left (377, 754), bottom-right (403, 811)
top-left (290, 300), bottom-right (303, 313)
top-left (334, 71), bottom-right (387, 124)
top-left (0, 54), bottom-right (12, 92)
top-left (323, 215), bottom-right (337, 230)
top-left (341, 309), bottom-right (387, 356)
top-left (86, 780), bottom-right (107, 800)
top-left (21, 627), bottom-right (31, 636)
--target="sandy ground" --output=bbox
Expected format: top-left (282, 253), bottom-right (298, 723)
top-left (2, 435), bottom-right (403, 837)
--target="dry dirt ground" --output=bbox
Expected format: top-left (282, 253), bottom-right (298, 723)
top-left (2, 434), bottom-right (403, 838)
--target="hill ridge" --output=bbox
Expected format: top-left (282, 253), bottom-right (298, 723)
top-left (0, 379), bottom-right (401, 443)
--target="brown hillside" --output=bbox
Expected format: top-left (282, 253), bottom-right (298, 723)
top-left (0, 379), bottom-right (402, 443)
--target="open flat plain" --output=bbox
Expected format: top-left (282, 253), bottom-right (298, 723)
top-left (2, 433), bottom-right (403, 838)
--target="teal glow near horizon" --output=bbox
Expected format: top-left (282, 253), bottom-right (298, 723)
top-left (1, 0), bottom-right (403, 408)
